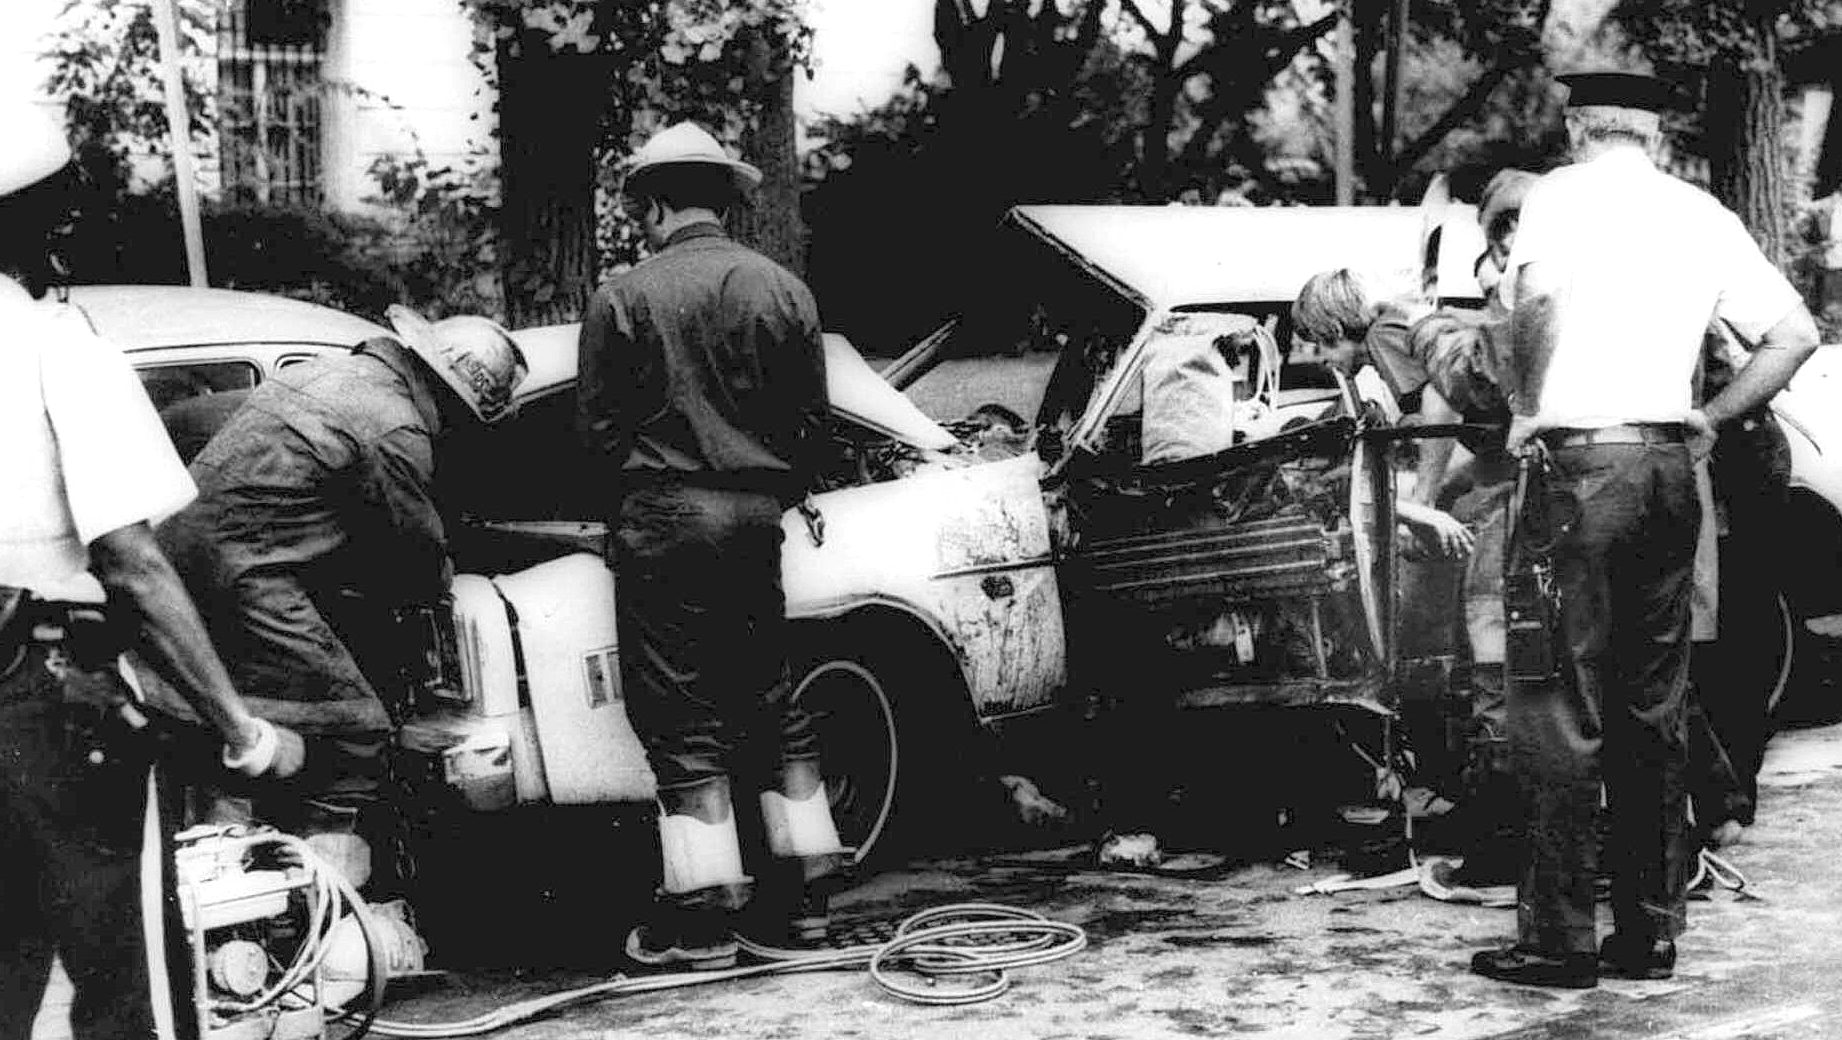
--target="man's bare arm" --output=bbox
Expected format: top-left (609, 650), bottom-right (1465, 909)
top-left (1506, 261), bottom-right (1562, 418)
top-left (1413, 385), bottom-right (1460, 506)
top-left (90, 520), bottom-right (303, 774)
top-left (1702, 307), bottom-right (1821, 427)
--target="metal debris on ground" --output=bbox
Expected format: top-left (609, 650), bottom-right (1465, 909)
top-left (1097, 832), bottom-right (1163, 868)
top-left (1291, 854), bottom-right (1515, 908)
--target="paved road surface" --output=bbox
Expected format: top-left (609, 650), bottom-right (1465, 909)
top-left (371, 720), bottom-right (1842, 1040)
top-left (32, 719), bottom-right (1842, 1039)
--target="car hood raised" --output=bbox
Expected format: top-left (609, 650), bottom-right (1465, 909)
top-left (509, 323), bottom-right (959, 453)
top-left (823, 333), bottom-right (959, 451)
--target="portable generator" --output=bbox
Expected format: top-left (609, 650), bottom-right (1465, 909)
top-left (172, 825), bottom-right (386, 1040)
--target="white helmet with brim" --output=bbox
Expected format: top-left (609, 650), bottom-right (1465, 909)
top-left (620, 121), bottom-right (762, 201)
top-left (386, 305), bottom-right (529, 425)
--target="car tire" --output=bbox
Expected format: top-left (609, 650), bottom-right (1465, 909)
top-left (1711, 565), bottom-right (1797, 721)
top-left (789, 618), bottom-right (975, 868)
top-left (1760, 591), bottom-right (1797, 719)
top-left (790, 652), bottom-right (901, 863)
top-left (1774, 599), bottom-right (1842, 726)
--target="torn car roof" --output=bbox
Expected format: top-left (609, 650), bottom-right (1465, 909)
top-left (1008, 204), bottom-right (1488, 312)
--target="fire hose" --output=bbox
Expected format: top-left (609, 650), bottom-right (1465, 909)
top-left (359, 904), bottom-right (1088, 1038)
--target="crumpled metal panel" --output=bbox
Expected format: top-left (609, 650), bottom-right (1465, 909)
top-left (782, 453), bottom-right (1067, 719)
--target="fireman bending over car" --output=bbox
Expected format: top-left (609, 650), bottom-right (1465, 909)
top-left (577, 122), bottom-right (848, 970)
top-left (156, 305), bottom-right (527, 890)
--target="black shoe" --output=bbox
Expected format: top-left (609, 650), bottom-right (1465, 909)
top-left (1598, 933), bottom-right (1676, 980)
top-left (1470, 945), bottom-right (1598, 988)
top-left (1447, 848), bottom-right (1518, 888)
top-left (735, 890), bottom-right (831, 953)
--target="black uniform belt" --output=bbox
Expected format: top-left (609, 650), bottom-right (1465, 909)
top-left (1542, 423), bottom-right (1687, 449)
top-left (0, 587), bottom-right (122, 678)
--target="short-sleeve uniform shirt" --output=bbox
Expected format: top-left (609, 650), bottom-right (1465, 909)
top-left (1506, 148), bottom-right (1803, 429)
top-left (0, 276), bottom-right (195, 602)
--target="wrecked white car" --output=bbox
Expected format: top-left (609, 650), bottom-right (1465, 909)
top-left (426, 204), bottom-right (1492, 859)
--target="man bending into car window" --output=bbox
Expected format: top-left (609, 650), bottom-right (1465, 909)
top-left (156, 305), bottom-right (526, 894)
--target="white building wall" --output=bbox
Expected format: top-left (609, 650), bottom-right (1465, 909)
top-left (323, 0), bottom-right (499, 212)
top-left (8, 0), bottom-right (495, 214)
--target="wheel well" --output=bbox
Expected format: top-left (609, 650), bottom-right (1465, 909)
top-left (793, 607), bottom-right (973, 724)
top-left (1779, 488), bottom-right (1842, 617)
top-left (791, 608), bottom-right (987, 859)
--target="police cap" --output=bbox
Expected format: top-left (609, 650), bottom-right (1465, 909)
top-left (1556, 71), bottom-right (1683, 113)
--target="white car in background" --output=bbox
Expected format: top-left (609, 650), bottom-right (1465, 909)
top-left (1755, 342), bottom-right (1842, 717)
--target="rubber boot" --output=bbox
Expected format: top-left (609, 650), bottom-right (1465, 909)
top-left (626, 778), bottom-right (751, 971)
top-left (740, 759), bottom-right (850, 949)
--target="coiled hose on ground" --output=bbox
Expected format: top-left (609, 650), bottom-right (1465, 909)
top-left (357, 903), bottom-right (1088, 1038)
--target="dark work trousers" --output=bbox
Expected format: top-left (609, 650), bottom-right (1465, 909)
top-left (1694, 416), bottom-right (1793, 830)
top-left (1686, 529), bottom-right (1780, 832)
top-left (612, 482), bottom-right (820, 802)
top-left (1512, 441), bottom-right (1697, 957)
top-left (0, 645), bottom-right (158, 1040)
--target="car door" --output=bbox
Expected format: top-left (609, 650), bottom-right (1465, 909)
top-left (1053, 315), bottom-right (1397, 710)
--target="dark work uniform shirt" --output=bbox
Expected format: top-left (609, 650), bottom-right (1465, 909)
top-left (156, 337), bottom-right (447, 734)
top-left (575, 222), bottom-right (828, 504)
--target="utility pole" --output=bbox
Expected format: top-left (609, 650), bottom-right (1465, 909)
top-left (1380, 0), bottom-right (1409, 168)
top-left (1334, 1), bottom-right (1355, 204)
top-left (150, 0), bottom-right (209, 287)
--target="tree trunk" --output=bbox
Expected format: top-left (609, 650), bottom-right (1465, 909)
top-left (1706, 9), bottom-right (1790, 270)
top-left (496, 30), bottom-right (610, 326)
top-left (1353, 1), bottom-right (1381, 197)
top-left (1142, 64), bottom-right (1182, 201)
top-left (1136, 0), bottom-right (1186, 203)
top-left (735, 29), bottom-right (805, 276)
top-left (1379, 0), bottom-right (1409, 171)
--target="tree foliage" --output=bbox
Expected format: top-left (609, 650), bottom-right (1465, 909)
top-left (43, 0), bottom-right (216, 187)
top-left (41, 0), bottom-right (491, 317)
top-left (800, 0), bottom-right (1575, 350)
top-left (1611, 0), bottom-right (1839, 266)
top-left (462, 0), bottom-right (812, 323)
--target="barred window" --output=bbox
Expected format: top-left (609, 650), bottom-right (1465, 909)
top-left (218, 0), bottom-right (327, 205)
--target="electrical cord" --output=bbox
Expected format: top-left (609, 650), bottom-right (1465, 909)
top-left (180, 830), bottom-right (389, 1031)
top-left (361, 903), bottom-right (1087, 1038)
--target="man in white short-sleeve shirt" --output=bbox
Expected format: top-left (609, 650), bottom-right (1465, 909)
top-left (0, 97), bottom-right (303, 1038)
top-left (1471, 71), bottom-right (1820, 991)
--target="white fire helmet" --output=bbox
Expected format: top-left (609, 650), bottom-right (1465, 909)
top-left (386, 305), bottom-right (529, 425)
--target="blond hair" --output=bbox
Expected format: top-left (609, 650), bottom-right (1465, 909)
top-left (1292, 269), bottom-right (1379, 347)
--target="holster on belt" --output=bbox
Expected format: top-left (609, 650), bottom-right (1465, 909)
top-left (1, 583), bottom-right (134, 703)
top-left (1502, 451), bottom-right (1569, 684)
